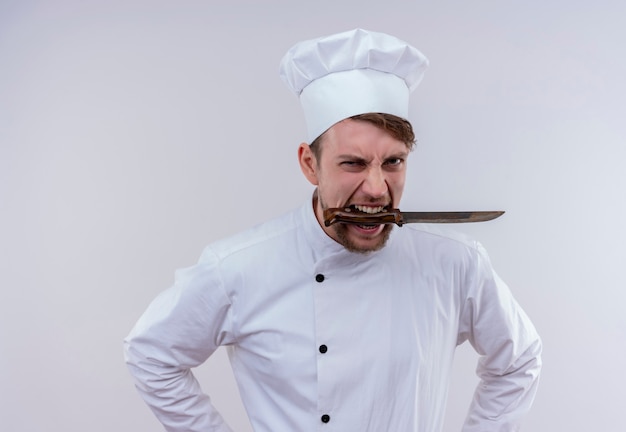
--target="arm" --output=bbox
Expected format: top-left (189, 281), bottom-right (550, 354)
top-left (124, 250), bottom-right (236, 432)
top-left (458, 244), bottom-right (542, 432)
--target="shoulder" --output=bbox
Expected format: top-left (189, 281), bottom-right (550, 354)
top-left (387, 223), bottom-right (491, 272)
top-left (198, 206), bottom-right (304, 265)
top-left (400, 223), bottom-right (481, 252)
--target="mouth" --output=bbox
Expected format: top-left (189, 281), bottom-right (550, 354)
top-left (346, 204), bottom-right (389, 230)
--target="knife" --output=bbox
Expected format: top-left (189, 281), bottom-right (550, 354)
top-left (323, 207), bottom-right (504, 227)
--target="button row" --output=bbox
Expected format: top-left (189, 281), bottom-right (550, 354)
top-left (316, 274), bottom-right (329, 425)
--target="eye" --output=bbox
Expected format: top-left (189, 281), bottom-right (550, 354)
top-left (340, 159), bottom-right (366, 171)
top-left (384, 157), bottom-right (404, 168)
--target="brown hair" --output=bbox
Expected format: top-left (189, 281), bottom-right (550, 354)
top-left (309, 113), bottom-right (416, 160)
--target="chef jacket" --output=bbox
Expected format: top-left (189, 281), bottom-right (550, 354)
top-left (124, 198), bottom-right (542, 432)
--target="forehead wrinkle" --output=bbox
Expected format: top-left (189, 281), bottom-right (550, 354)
top-left (333, 138), bottom-right (409, 159)
top-left (321, 121), bottom-right (410, 168)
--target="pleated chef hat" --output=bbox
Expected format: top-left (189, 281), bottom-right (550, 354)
top-left (279, 28), bottom-right (429, 143)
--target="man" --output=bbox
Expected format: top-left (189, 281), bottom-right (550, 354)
top-left (124, 29), bottom-right (542, 431)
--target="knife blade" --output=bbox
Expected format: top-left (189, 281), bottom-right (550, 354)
top-left (323, 207), bottom-right (504, 227)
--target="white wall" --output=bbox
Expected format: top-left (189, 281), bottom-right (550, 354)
top-left (1, 1), bottom-right (624, 430)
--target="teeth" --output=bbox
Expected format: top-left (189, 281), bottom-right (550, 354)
top-left (354, 205), bottom-right (385, 214)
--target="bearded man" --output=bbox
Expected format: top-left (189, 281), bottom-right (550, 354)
top-left (125, 28), bottom-right (542, 432)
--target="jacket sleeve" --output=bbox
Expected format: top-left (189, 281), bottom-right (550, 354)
top-left (457, 243), bottom-right (542, 432)
top-left (124, 248), bottom-right (236, 432)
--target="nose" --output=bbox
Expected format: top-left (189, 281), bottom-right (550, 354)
top-left (361, 167), bottom-right (388, 199)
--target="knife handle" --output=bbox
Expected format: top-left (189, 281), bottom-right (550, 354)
top-left (323, 208), bottom-right (403, 227)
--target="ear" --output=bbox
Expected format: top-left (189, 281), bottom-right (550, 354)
top-left (298, 143), bottom-right (319, 186)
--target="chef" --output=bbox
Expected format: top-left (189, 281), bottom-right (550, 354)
top-left (124, 28), bottom-right (542, 431)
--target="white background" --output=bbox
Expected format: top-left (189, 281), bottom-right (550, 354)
top-left (1, 1), bottom-right (625, 431)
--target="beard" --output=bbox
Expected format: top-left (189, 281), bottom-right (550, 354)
top-left (333, 222), bottom-right (393, 253)
top-left (318, 193), bottom-right (394, 254)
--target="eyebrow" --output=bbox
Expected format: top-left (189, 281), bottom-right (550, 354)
top-left (337, 155), bottom-right (368, 163)
top-left (336, 152), bottom-right (408, 161)
top-left (386, 152), bottom-right (409, 160)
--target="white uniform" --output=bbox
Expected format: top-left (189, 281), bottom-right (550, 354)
top-left (124, 199), bottom-right (542, 431)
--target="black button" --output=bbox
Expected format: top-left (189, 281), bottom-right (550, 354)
top-left (321, 414), bottom-right (330, 423)
top-left (315, 274), bottom-right (325, 283)
top-left (319, 344), bottom-right (328, 354)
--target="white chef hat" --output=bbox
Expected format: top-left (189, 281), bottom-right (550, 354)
top-left (279, 28), bottom-right (429, 143)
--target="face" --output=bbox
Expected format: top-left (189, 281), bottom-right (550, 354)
top-left (298, 119), bottom-right (409, 253)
